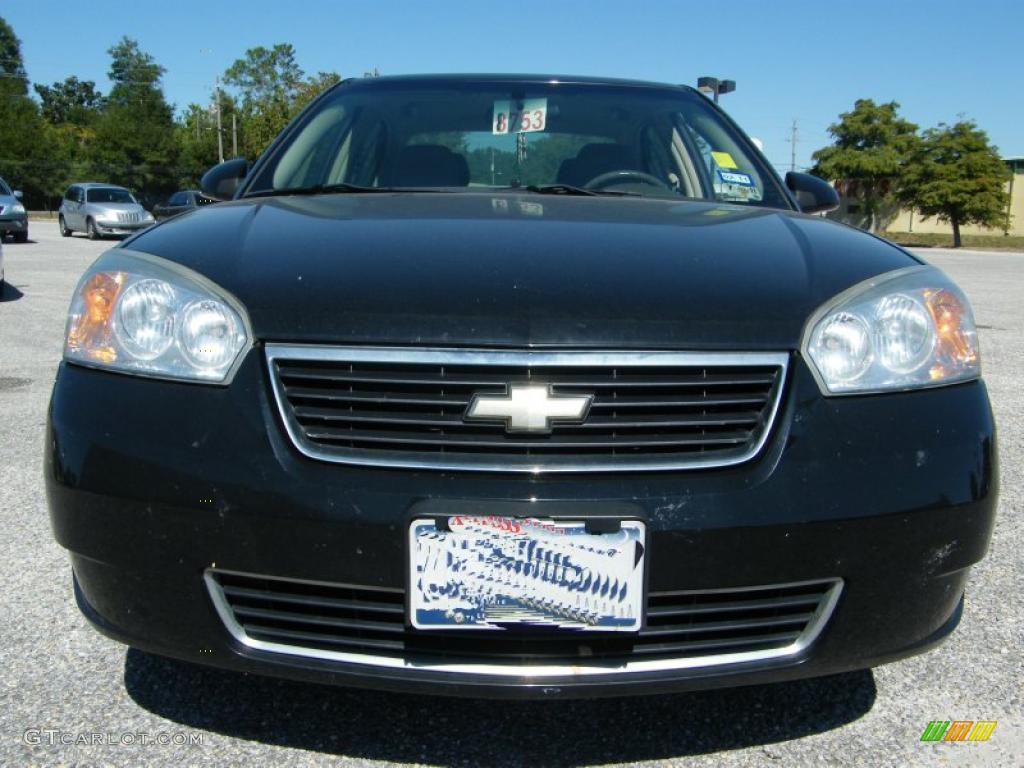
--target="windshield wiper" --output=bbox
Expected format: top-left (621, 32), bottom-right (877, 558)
top-left (521, 184), bottom-right (640, 197)
top-left (243, 183), bottom-right (448, 199)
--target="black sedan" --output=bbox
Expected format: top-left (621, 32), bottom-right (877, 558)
top-left (152, 189), bottom-right (217, 220)
top-left (46, 74), bottom-right (997, 699)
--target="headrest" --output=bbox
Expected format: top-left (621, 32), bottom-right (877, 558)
top-left (391, 145), bottom-right (470, 187)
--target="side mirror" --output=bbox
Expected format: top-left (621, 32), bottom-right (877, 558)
top-left (200, 158), bottom-right (249, 201)
top-left (13, 190), bottom-right (22, 199)
top-left (785, 172), bottom-right (839, 214)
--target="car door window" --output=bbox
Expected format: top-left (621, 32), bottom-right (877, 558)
top-left (682, 117), bottom-right (772, 205)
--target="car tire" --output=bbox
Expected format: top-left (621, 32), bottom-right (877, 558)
top-left (86, 218), bottom-right (99, 241)
top-left (14, 230), bottom-right (27, 243)
top-left (59, 216), bottom-right (71, 237)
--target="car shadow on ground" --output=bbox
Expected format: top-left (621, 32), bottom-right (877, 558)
top-left (124, 650), bottom-right (875, 764)
top-left (0, 282), bottom-right (24, 302)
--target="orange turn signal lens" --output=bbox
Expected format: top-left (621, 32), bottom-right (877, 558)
top-left (67, 271), bottom-right (125, 363)
top-left (924, 288), bottom-right (978, 366)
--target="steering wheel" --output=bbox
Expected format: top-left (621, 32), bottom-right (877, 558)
top-left (584, 169), bottom-right (671, 191)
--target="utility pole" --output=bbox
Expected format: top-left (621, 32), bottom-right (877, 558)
top-left (787, 119), bottom-right (799, 172)
top-left (215, 77), bottom-right (224, 163)
top-left (232, 112), bottom-right (238, 157)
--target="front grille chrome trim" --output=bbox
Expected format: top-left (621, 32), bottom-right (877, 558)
top-left (205, 569), bottom-right (842, 678)
top-left (265, 345), bottom-right (789, 473)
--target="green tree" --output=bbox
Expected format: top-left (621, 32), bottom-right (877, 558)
top-left (291, 71), bottom-right (341, 117)
top-left (0, 15), bottom-right (27, 97)
top-left (224, 44), bottom-right (303, 158)
top-left (224, 43), bottom-right (303, 106)
top-left (91, 38), bottom-right (179, 200)
top-left (33, 77), bottom-right (105, 198)
top-left (0, 16), bottom-right (64, 208)
top-left (34, 77), bottom-right (105, 124)
top-left (174, 94), bottom-right (239, 185)
top-left (898, 120), bottom-right (1010, 247)
top-left (812, 99), bottom-right (918, 232)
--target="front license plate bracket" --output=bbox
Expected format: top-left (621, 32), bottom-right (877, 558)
top-left (408, 515), bottom-right (646, 632)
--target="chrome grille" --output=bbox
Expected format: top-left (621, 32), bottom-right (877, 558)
top-left (206, 570), bottom-right (841, 676)
top-left (266, 346), bottom-right (788, 473)
top-left (116, 211), bottom-right (141, 224)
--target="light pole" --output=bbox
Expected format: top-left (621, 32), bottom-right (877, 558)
top-left (697, 76), bottom-right (736, 104)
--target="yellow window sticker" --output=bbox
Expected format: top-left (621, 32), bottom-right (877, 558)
top-left (711, 151), bottom-right (738, 169)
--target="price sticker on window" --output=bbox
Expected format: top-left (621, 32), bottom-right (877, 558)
top-left (493, 98), bottom-right (547, 135)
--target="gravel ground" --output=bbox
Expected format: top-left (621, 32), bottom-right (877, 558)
top-left (0, 227), bottom-right (1020, 767)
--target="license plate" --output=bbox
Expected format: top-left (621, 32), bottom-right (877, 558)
top-left (408, 516), bottom-right (646, 631)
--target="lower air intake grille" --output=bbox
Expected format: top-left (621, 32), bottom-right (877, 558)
top-left (207, 570), bottom-right (840, 676)
top-left (266, 346), bottom-right (788, 473)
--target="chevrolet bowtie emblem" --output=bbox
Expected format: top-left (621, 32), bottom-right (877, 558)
top-left (465, 384), bottom-right (593, 434)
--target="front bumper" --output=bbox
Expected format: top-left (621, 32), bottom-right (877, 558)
top-left (46, 352), bottom-right (998, 698)
top-left (0, 213), bottom-right (27, 233)
top-left (94, 221), bottom-right (152, 236)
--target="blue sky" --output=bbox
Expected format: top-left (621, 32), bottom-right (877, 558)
top-left (6, 0), bottom-right (1023, 172)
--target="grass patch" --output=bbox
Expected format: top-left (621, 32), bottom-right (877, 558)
top-left (882, 231), bottom-right (1024, 251)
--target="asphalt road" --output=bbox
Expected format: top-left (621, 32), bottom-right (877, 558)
top-left (1, 225), bottom-right (1021, 767)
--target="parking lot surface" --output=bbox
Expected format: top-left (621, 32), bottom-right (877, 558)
top-left (1, 226), bottom-right (1021, 767)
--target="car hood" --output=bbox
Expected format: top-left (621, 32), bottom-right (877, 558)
top-left (126, 193), bottom-right (917, 349)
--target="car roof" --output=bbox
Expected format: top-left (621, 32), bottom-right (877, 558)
top-left (340, 73), bottom-right (697, 93)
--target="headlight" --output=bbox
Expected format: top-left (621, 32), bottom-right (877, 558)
top-left (803, 265), bottom-right (979, 395)
top-left (143, 210), bottom-right (155, 221)
top-left (11, 203), bottom-right (25, 214)
top-left (64, 250), bottom-right (250, 383)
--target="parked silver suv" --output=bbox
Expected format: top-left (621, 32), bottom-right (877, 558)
top-left (58, 183), bottom-right (154, 240)
top-left (0, 176), bottom-right (28, 243)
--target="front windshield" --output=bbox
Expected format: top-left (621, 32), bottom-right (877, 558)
top-left (0, 178), bottom-right (11, 196)
top-left (247, 80), bottom-right (790, 208)
top-left (87, 187), bottom-right (135, 204)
